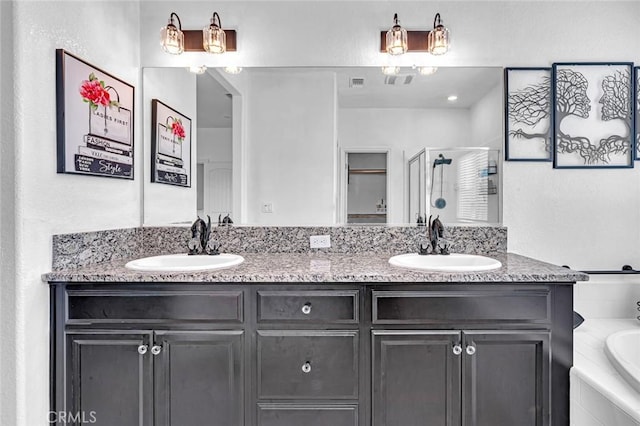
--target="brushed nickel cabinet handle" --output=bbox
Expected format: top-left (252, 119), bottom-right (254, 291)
top-left (137, 345), bottom-right (148, 355)
top-left (301, 361), bottom-right (312, 373)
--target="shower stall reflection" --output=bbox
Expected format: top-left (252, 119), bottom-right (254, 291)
top-left (408, 148), bottom-right (500, 224)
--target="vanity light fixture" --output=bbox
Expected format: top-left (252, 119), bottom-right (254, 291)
top-left (386, 14), bottom-right (408, 55)
top-left (418, 66), bottom-right (438, 75)
top-left (188, 65), bottom-right (207, 74)
top-left (427, 13), bottom-right (450, 55)
top-left (223, 66), bottom-right (243, 75)
top-left (160, 12), bottom-right (237, 54)
top-left (379, 12), bottom-right (450, 55)
top-left (203, 12), bottom-right (226, 54)
top-left (160, 12), bottom-right (185, 55)
top-left (381, 66), bottom-right (400, 76)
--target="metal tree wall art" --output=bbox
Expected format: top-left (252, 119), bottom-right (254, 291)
top-left (505, 68), bottom-right (552, 161)
top-left (553, 63), bottom-right (634, 168)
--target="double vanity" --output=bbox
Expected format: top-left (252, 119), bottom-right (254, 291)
top-left (45, 225), bottom-right (587, 426)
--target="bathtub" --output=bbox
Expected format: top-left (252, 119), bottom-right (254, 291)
top-left (572, 319), bottom-right (640, 425)
top-left (606, 329), bottom-right (640, 394)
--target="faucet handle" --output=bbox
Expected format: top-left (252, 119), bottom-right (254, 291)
top-left (187, 238), bottom-right (202, 255)
top-left (436, 239), bottom-right (452, 255)
top-left (207, 239), bottom-right (222, 256)
top-left (418, 241), bottom-right (433, 256)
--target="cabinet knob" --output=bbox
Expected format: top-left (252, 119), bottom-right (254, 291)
top-left (137, 345), bottom-right (148, 355)
top-left (465, 345), bottom-right (476, 356)
top-left (452, 344), bottom-right (462, 355)
top-left (151, 345), bottom-right (163, 356)
top-left (301, 303), bottom-right (312, 315)
top-left (301, 361), bottom-right (312, 373)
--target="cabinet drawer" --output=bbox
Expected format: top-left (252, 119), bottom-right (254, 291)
top-left (66, 290), bottom-right (243, 323)
top-left (257, 404), bottom-right (358, 426)
top-left (372, 289), bottom-right (550, 324)
top-left (257, 290), bottom-right (358, 323)
top-left (257, 331), bottom-right (358, 399)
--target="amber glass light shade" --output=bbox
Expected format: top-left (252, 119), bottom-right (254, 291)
top-left (160, 13), bottom-right (184, 55)
top-left (203, 12), bottom-right (226, 54)
top-left (428, 13), bottom-right (450, 55)
top-left (386, 14), bottom-right (408, 56)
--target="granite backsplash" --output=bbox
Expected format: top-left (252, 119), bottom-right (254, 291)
top-left (52, 225), bottom-right (507, 271)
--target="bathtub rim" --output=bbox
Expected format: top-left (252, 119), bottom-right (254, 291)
top-left (605, 328), bottom-right (640, 394)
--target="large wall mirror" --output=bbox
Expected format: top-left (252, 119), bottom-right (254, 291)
top-left (142, 66), bottom-right (503, 227)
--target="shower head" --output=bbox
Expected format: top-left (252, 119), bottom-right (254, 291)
top-left (433, 154), bottom-right (453, 167)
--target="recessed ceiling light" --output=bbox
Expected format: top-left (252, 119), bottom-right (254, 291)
top-left (447, 95), bottom-right (458, 102)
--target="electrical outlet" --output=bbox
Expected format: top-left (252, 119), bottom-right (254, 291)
top-left (310, 235), bottom-right (331, 249)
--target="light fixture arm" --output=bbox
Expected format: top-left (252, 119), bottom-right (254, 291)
top-left (433, 12), bottom-right (442, 29)
top-left (393, 13), bottom-right (400, 27)
top-left (169, 12), bottom-right (182, 30)
top-left (211, 12), bottom-right (222, 29)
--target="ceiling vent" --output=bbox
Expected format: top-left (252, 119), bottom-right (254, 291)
top-left (384, 74), bottom-right (414, 85)
top-left (349, 77), bottom-right (365, 88)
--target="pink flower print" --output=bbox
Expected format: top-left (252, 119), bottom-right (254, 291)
top-left (171, 119), bottom-right (186, 142)
top-left (79, 73), bottom-right (118, 110)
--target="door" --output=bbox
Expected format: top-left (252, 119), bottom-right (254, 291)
top-left (65, 331), bottom-right (153, 426)
top-left (153, 330), bottom-right (244, 426)
top-left (462, 331), bottom-right (550, 426)
top-left (204, 162), bottom-right (232, 220)
top-left (372, 331), bottom-right (462, 426)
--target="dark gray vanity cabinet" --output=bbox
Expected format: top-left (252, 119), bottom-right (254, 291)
top-left (64, 331), bottom-right (153, 426)
top-left (51, 283), bottom-right (572, 426)
top-left (52, 286), bottom-right (245, 426)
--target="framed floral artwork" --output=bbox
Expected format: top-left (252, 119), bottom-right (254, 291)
top-left (552, 62), bottom-right (634, 169)
top-left (151, 99), bottom-right (192, 187)
top-left (56, 49), bottom-right (135, 179)
top-left (504, 67), bottom-right (552, 161)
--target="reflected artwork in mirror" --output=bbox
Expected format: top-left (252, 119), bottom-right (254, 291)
top-left (142, 66), bottom-right (504, 226)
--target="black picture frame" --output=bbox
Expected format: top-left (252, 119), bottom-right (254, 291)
top-left (552, 62), bottom-right (634, 169)
top-left (56, 49), bottom-right (135, 179)
top-left (150, 99), bottom-right (192, 187)
top-left (504, 67), bottom-right (552, 162)
top-left (635, 66), bottom-right (640, 160)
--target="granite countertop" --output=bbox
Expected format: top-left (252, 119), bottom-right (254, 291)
top-left (44, 252), bottom-right (588, 284)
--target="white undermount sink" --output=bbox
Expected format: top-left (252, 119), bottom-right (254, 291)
top-left (125, 253), bottom-right (244, 272)
top-left (388, 253), bottom-right (502, 272)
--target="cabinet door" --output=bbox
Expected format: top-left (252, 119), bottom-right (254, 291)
top-left (462, 331), bottom-right (550, 426)
top-left (153, 331), bottom-right (244, 426)
top-left (65, 331), bottom-right (153, 426)
top-left (372, 331), bottom-right (462, 426)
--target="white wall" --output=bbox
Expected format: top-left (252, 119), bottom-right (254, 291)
top-left (142, 67), bottom-right (197, 225)
top-left (245, 70), bottom-right (337, 225)
top-left (197, 128), bottom-right (232, 163)
top-left (339, 108), bottom-right (470, 222)
top-left (3, 2), bottom-right (141, 426)
top-left (0, 2), bottom-right (16, 424)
